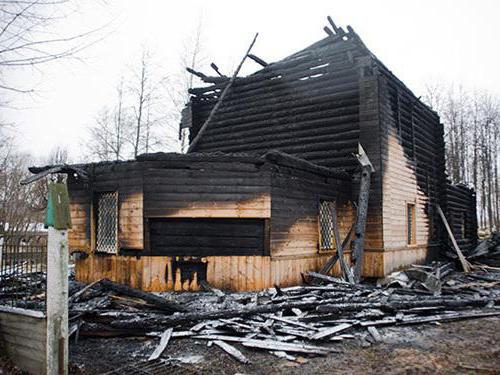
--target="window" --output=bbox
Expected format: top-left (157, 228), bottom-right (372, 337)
top-left (319, 200), bottom-right (335, 251)
top-left (407, 203), bottom-right (416, 245)
top-left (461, 212), bottom-right (467, 239)
top-left (428, 204), bottom-right (437, 240)
top-left (95, 192), bottom-right (118, 253)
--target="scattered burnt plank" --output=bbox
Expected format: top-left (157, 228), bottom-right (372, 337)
top-left (99, 279), bottom-right (186, 313)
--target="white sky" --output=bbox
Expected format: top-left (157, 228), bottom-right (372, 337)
top-left (3, 0), bottom-right (500, 162)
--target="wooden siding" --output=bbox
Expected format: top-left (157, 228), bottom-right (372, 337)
top-left (68, 177), bottom-right (91, 252)
top-left (75, 250), bottom-right (389, 291)
top-left (142, 163), bottom-right (271, 220)
top-left (67, 163), bottom-right (144, 252)
top-left (358, 70), bottom-right (384, 251)
top-left (270, 166), bottom-right (353, 258)
top-left (377, 64), bottom-right (446, 270)
top-left (0, 309), bottom-right (46, 375)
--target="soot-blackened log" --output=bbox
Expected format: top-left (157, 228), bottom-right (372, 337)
top-left (248, 54), bottom-right (268, 67)
top-left (100, 279), bottom-right (186, 313)
top-left (351, 144), bottom-right (375, 283)
top-left (319, 222), bottom-right (355, 275)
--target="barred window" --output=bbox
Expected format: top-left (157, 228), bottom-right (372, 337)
top-left (95, 192), bottom-right (118, 254)
top-left (319, 200), bottom-right (335, 251)
top-left (407, 203), bottom-right (416, 245)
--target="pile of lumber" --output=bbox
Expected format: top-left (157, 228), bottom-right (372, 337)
top-left (465, 232), bottom-right (500, 266)
top-left (68, 267), bottom-right (500, 363)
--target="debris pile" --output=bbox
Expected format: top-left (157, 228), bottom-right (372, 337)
top-left (68, 267), bottom-right (500, 363)
top-left (465, 232), bottom-right (500, 266)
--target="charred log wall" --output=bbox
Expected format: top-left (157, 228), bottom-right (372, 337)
top-left (188, 38), bottom-right (370, 170)
top-left (376, 60), bottom-right (447, 269)
top-left (269, 163), bottom-right (353, 259)
top-left (445, 183), bottom-right (478, 251)
top-left (67, 161), bottom-right (144, 252)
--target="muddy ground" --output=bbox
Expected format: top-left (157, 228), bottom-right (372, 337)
top-left (69, 316), bottom-right (500, 375)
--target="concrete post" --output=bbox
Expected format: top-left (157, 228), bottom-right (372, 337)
top-left (46, 227), bottom-right (68, 375)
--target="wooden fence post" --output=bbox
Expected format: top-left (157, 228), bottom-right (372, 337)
top-left (46, 227), bottom-right (69, 375)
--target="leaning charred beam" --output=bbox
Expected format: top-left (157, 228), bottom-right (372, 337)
top-left (248, 54), bottom-right (268, 67)
top-left (351, 145), bottom-right (375, 283)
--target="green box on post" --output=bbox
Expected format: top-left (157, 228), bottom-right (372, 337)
top-left (44, 183), bottom-right (72, 230)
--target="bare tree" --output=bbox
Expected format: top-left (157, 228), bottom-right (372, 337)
top-left (0, 0), bottom-right (109, 95)
top-left (0, 147), bottom-right (45, 234)
top-left (85, 79), bottom-right (132, 161)
top-left (424, 83), bottom-right (500, 233)
top-left (47, 145), bottom-right (69, 165)
top-left (128, 47), bottom-right (171, 157)
top-left (168, 18), bottom-right (206, 153)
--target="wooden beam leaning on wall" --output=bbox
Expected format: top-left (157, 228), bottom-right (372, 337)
top-left (187, 33), bottom-right (259, 153)
top-left (436, 205), bottom-right (472, 273)
top-left (319, 221), bottom-right (355, 276)
top-left (351, 144), bottom-right (375, 283)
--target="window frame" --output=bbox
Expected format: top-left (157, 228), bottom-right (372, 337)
top-left (460, 211), bottom-right (467, 240)
top-left (318, 200), bottom-right (336, 252)
top-left (93, 191), bottom-right (119, 254)
top-left (406, 202), bottom-right (416, 245)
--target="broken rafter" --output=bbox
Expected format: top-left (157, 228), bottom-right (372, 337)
top-left (327, 16), bottom-right (340, 34)
top-left (323, 26), bottom-right (334, 37)
top-left (248, 53), bottom-right (268, 67)
top-left (188, 33), bottom-right (259, 153)
top-left (210, 63), bottom-right (226, 77)
top-left (186, 67), bottom-right (207, 80)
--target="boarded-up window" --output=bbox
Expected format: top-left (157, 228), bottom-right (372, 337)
top-left (319, 201), bottom-right (335, 251)
top-left (407, 203), bottom-right (416, 245)
top-left (95, 192), bottom-right (118, 254)
top-left (149, 218), bottom-right (268, 256)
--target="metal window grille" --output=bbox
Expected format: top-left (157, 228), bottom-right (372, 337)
top-left (407, 203), bottom-right (415, 245)
top-left (319, 201), bottom-right (335, 251)
top-left (96, 192), bottom-right (118, 254)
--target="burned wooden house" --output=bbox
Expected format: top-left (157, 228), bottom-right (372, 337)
top-left (33, 18), bottom-right (477, 291)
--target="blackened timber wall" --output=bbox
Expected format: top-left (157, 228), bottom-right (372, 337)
top-left (188, 38), bottom-right (369, 171)
top-left (376, 60), bottom-right (447, 272)
top-left (269, 163), bottom-right (353, 259)
top-left (445, 183), bottom-right (478, 251)
top-left (67, 162), bottom-right (143, 252)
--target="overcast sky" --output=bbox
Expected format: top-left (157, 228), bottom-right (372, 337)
top-left (3, 0), bottom-right (500, 161)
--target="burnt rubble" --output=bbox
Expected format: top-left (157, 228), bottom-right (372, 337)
top-left (67, 263), bottom-right (500, 364)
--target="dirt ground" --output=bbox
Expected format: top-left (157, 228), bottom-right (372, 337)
top-left (69, 316), bottom-right (500, 375)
